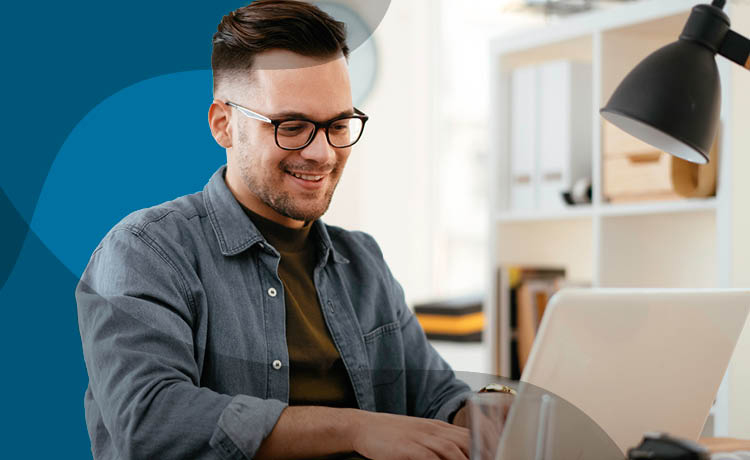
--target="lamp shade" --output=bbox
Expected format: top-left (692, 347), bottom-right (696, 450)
top-left (601, 39), bottom-right (720, 164)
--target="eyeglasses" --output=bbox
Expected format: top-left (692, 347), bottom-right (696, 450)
top-left (225, 101), bottom-right (369, 150)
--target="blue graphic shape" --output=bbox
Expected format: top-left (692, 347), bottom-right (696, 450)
top-left (0, 2), bottom-right (247, 224)
top-left (31, 71), bottom-right (225, 278)
top-left (0, 228), bottom-right (91, 458)
top-left (0, 2), bottom-right (390, 457)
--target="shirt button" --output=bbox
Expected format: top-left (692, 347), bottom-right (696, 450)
top-left (272, 360), bottom-right (282, 370)
top-left (268, 287), bottom-right (277, 297)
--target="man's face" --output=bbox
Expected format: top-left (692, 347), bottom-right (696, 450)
top-left (225, 50), bottom-right (354, 226)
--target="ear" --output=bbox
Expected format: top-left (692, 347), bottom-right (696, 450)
top-left (209, 100), bottom-right (233, 148)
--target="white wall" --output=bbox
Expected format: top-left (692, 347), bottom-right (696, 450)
top-left (325, 5), bottom-right (750, 432)
top-left (324, 0), bottom-right (436, 305)
top-left (325, 1), bottom-right (541, 305)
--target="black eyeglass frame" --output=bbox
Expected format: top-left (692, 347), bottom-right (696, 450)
top-left (225, 101), bottom-right (369, 151)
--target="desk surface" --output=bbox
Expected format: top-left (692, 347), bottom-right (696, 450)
top-left (700, 438), bottom-right (750, 453)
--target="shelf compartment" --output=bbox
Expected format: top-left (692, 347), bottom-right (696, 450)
top-left (599, 211), bottom-right (717, 288)
top-left (496, 218), bottom-right (593, 283)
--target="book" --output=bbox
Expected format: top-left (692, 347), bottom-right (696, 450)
top-left (497, 266), bottom-right (566, 379)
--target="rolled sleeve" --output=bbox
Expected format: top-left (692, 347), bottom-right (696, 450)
top-left (211, 394), bottom-right (287, 459)
top-left (77, 227), bottom-right (285, 459)
top-left (434, 389), bottom-right (473, 423)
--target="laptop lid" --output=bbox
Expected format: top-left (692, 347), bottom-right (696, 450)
top-left (518, 288), bottom-right (750, 454)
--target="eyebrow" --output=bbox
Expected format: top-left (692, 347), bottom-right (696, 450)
top-left (267, 109), bottom-right (355, 121)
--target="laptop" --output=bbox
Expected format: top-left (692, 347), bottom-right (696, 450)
top-left (495, 288), bottom-right (750, 459)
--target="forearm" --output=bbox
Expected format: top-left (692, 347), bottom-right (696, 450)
top-left (256, 407), bottom-right (472, 460)
top-left (255, 406), bottom-right (361, 459)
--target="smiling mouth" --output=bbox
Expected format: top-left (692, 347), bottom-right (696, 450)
top-left (286, 171), bottom-right (326, 182)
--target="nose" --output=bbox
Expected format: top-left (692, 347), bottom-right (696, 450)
top-left (299, 127), bottom-right (335, 164)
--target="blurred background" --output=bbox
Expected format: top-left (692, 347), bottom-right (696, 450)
top-left (327, 0), bottom-right (544, 304)
top-left (322, 0), bottom-right (750, 439)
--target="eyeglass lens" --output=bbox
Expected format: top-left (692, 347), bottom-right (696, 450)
top-left (276, 118), bottom-right (364, 149)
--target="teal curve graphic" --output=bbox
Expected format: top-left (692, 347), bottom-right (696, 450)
top-left (0, 2), bottom-right (385, 456)
top-left (0, 69), bottom-right (225, 459)
top-left (1, 1), bottom-right (251, 455)
top-left (0, 0), bottom-right (250, 292)
top-left (31, 70), bottom-right (225, 279)
top-left (0, 0), bottom-right (390, 289)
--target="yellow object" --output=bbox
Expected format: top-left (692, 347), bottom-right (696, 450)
top-left (508, 267), bottom-right (521, 287)
top-left (416, 312), bottom-right (485, 335)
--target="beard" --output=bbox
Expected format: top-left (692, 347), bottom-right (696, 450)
top-left (237, 148), bottom-right (342, 223)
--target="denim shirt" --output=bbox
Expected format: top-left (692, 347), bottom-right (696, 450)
top-left (76, 166), bottom-right (471, 460)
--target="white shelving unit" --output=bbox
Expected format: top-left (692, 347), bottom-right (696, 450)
top-left (486, 0), bottom-right (750, 437)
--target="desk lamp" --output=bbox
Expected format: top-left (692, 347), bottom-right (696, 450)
top-left (600, 0), bottom-right (749, 164)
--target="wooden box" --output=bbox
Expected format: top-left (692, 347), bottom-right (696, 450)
top-left (602, 121), bottom-right (717, 203)
top-left (603, 121), bottom-right (681, 202)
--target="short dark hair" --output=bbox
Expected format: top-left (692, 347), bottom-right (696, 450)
top-left (212, 0), bottom-right (349, 93)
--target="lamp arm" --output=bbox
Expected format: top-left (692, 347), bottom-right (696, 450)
top-left (719, 29), bottom-right (750, 70)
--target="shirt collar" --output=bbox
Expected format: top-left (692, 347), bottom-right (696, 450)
top-left (204, 165), bottom-right (349, 264)
top-left (312, 219), bottom-right (350, 265)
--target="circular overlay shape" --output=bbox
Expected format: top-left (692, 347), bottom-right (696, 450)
top-left (31, 70), bottom-right (225, 278)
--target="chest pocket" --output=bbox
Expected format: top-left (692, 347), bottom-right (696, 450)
top-left (363, 320), bottom-right (407, 414)
top-left (363, 320), bottom-right (405, 387)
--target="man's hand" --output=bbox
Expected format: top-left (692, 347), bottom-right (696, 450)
top-left (349, 411), bottom-right (470, 460)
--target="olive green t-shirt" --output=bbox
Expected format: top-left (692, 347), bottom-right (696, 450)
top-left (243, 207), bottom-right (358, 408)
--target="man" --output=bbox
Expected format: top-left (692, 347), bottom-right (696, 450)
top-left (77, 1), bottom-right (474, 458)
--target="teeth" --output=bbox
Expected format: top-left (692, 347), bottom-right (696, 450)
top-left (291, 172), bottom-right (323, 181)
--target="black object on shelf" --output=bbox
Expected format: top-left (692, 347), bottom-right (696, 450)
top-left (562, 177), bottom-right (593, 205)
